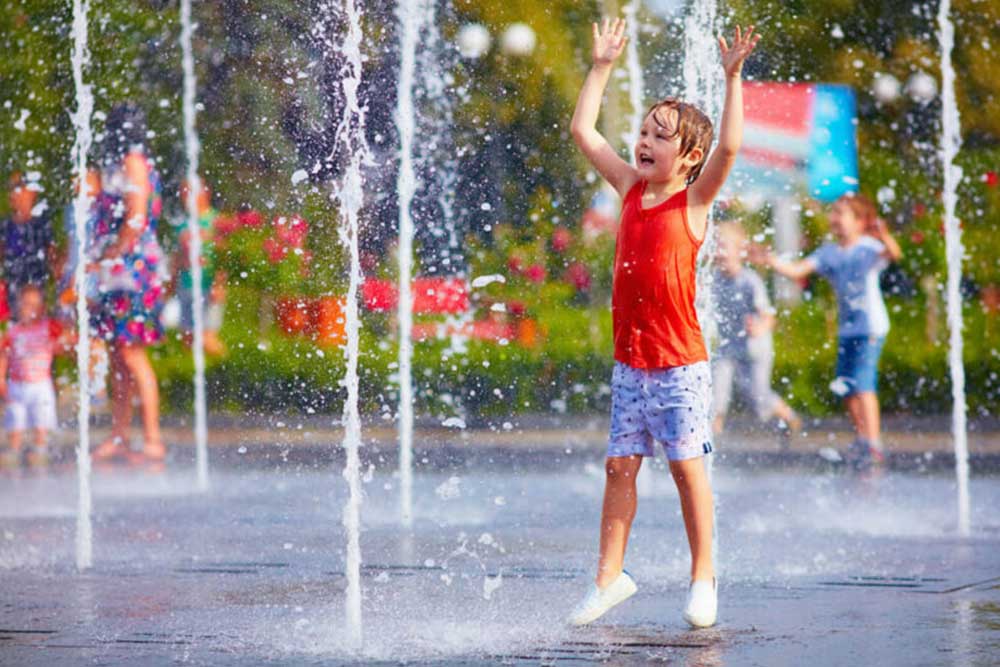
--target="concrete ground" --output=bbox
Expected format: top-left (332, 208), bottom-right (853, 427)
top-left (1, 432), bottom-right (998, 666)
top-left (37, 412), bottom-right (1000, 473)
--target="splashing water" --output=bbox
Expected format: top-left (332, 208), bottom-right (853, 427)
top-left (682, 0), bottom-right (722, 340)
top-left (622, 2), bottom-right (644, 150)
top-left (417, 3), bottom-right (468, 365)
top-left (69, 0), bottom-right (94, 573)
top-left (937, 0), bottom-right (969, 537)
top-left (682, 0), bottom-right (723, 552)
top-left (395, 0), bottom-right (429, 528)
top-left (180, 0), bottom-right (210, 491)
top-left (328, 0), bottom-right (370, 647)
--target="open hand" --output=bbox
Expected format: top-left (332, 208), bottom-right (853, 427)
top-left (719, 25), bottom-right (761, 78)
top-left (745, 314), bottom-right (767, 338)
top-left (867, 216), bottom-right (888, 237)
top-left (592, 17), bottom-right (627, 67)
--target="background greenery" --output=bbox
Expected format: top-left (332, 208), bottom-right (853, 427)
top-left (2, 0), bottom-right (999, 420)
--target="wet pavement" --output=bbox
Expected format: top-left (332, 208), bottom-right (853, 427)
top-left (1, 444), bottom-right (999, 665)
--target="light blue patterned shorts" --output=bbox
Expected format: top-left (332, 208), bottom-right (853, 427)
top-left (608, 361), bottom-right (713, 462)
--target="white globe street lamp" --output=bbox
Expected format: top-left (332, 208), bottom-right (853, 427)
top-left (500, 23), bottom-right (536, 57)
top-left (906, 71), bottom-right (938, 103)
top-left (872, 73), bottom-right (901, 104)
top-left (457, 23), bottom-right (491, 59)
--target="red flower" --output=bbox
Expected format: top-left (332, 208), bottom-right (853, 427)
top-left (263, 237), bottom-right (288, 264)
top-left (525, 264), bottom-right (546, 283)
top-left (238, 210), bottom-right (264, 228)
top-left (213, 214), bottom-right (239, 237)
top-left (912, 203), bottom-right (927, 218)
top-left (507, 256), bottom-right (523, 274)
top-left (565, 262), bottom-right (592, 291)
top-left (910, 231), bottom-right (925, 245)
top-left (508, 300), bottom-right (526, 317)
top-left (551, 227), bottom-right (572, 253)
top-left (985, 172), bottom-right (998, 188)
top-left (274, 215), bottom-right (308, 248)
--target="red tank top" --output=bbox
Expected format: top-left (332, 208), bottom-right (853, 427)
top-left (612, 181), bottom-right (707, 369)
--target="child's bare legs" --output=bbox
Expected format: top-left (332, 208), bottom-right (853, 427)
top-left (108, 348), bottom-right (134, 444)
top-left (771, 398), bottom-right (801, 431)
top-left (596, 454), bottom-right (643, 588)
top-left (845, 391), bottom-right (881, 444)
top-left (8, 429), bottom-right (24, 452)
top-left (25, 428), bottom-right (50, 466)
top-left (1, 430), bottom-right (24, 468)
top-left (118, 344), bottom-right (163, 458)
top-left (669, 457), bottom-right (715, 582)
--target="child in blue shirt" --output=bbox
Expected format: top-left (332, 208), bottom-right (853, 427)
top-left (760, 194), bottom-right (901, 467)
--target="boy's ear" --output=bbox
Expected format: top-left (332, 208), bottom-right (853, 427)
top-left (683, 147), bottom-right (704, 168)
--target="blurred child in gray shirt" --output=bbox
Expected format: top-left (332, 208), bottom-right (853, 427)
top-left (711, 222), bottom-right (800, 437)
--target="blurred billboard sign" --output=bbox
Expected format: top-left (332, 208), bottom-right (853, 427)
top-left (729, 82), bottom-right (859, 202)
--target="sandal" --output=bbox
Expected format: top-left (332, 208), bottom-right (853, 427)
top-left (92, 436), bottom-right (138, 464)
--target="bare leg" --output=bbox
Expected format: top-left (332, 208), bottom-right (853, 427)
top-left (119, 344), bottom-right (163, 458)
top-left (596, 455), bottom-right (643, 588)
top-left (109, 346), bottom-right (133, 443)
top-left (669, 457), bottom-right (715, 582)
top-left (856, 391), bottom-right (881, 443)
top-left (26, 428), bottom-right (50, 466)
top-left (771, 399), bottom-right (801, 431)
top-left (93, 347), bottom-right (135, 461)
top-left (8, 430), bottom-right (24, 452)
top-left (844, 394), bottom-right (864, 440)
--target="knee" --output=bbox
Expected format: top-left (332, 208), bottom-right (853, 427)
top-left (121, 346), bottom-right (152, 372)
top-left (605, 456), bottom-right (639, 483)
top-left (670, 460), bottom-right (705, 491)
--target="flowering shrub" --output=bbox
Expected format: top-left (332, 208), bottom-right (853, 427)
top-left (218, 210), bottom-right (313, 293)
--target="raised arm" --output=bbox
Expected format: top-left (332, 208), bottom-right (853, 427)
top-left (767, 255), bottom-right (816, 281)
top-left (871, 217), bottom-right (903, 262)
top-left (750, 242), bottom-right (816, 281)
top-left (690, 25), bottom-right (760, 210)
top-left (570, 18), bottom-right (638, 198)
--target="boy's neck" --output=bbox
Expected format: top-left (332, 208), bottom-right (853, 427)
top-left (837, 232), bottom-right (862, 247)
top-left (644, 175), bottom-right (688, 199)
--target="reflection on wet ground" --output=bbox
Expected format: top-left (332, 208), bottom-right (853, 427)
top-left (1, 456), bottom-right (999, 665)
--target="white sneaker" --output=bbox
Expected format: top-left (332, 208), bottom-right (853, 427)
top-left (683, 579), bottom-right (717, 628)
top-left (566, 571), bottom-right (638, 626)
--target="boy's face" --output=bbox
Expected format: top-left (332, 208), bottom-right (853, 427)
top-left (829, 200), bottom-right (864, 242)
top-left (634, 107), bottom-right (701, 184)
top-left (18, 290), bottom-right (43, 322)
top-left (714, 227), bottom-right (745, 274)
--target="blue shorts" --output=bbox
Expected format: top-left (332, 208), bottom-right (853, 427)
top-left (834, 336), bottom-right (885, 396)
top-left (608, 361), bottom-right (713, 462)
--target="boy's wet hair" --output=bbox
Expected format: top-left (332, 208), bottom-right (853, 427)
top-left (836, 192), bottom-right (877, 223)
top-left (645, 98), bottom-right (714, 184)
